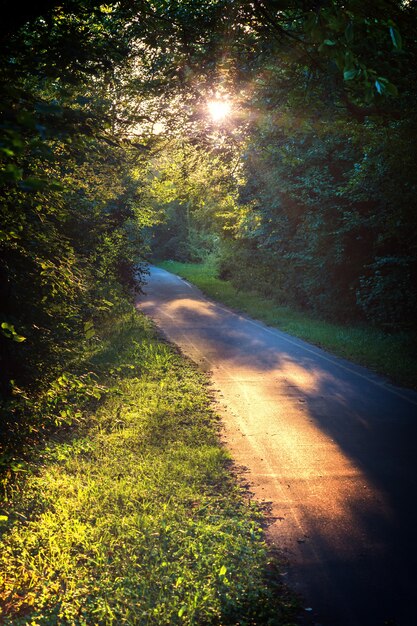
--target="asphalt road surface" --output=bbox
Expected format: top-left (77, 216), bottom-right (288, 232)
top-left (136, 265), bottom-right (417, 626)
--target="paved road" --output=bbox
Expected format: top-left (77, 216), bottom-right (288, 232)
top-left (137, 266), bottom-right (417, 626)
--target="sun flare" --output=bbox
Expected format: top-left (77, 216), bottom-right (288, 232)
top-left (207, 99), bottom-right (232, 122)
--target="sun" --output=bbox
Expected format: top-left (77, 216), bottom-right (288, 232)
top-left (207, 99), bottom-right (232, 122)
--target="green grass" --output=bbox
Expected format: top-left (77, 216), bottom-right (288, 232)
top-left (0, 304), bottom-right (297, 625)
top-left (158, 260), bottom-right (417, 389)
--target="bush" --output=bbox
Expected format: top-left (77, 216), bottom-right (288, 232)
top-left (357, 256), bottom-right (417, 329)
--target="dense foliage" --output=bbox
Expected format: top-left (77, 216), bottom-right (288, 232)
top-left (1, 0), bottom-right (417, 466)
top-left (149, 0), bottom-right (417, 330)
top-left (220, 105), bottom-right (417, 327)
top-left (1, 307), bottom-right (297, 625)
top-left (1, 4), bottom-right (416, 623)
top-left (0, 3), bottom-right (154, 460)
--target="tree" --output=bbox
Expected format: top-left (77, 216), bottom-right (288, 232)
top-left (0, 2), bottom-right (158, 452)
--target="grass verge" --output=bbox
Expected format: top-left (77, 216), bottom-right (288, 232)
top-left (157, 260), bottom-right (417, 389)
top-left (0, 303), bottom-right (297, 625)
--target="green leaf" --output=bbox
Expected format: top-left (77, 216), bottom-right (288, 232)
top-left (84, 320), bottom-right (96, 340)
top-left (178, 606), bottom-right (186, 618)
top-left (1, 322), bottom-right (26, 342)
top-left (219, 565), bottom-right (227, 576)
top-left (344, 68), bottom-right (358, 81)
top-left (13, 335), bottom-right (26, 343)
top-left (0, 147), bottom-right (15, 157)
top-left (389, 26), bottom-right (402, 50)
top-left (0, 515), bottom-right (8, 523)
top-left (375, 79), bottom-right (384, 95)
top-left (384, 81), bottom-right (398, 96)
top-left (345, 22), bottom-right (354, 44)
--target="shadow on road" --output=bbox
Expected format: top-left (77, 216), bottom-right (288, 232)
top-left (139, 279), bottom-right (417, 626)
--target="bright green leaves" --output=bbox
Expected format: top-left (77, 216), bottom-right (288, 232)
top-left (0, 147), bottom-right (15, 157)
top-left (99, 4), bottom-right (114, 14)
top-left (1, 322), bottom-right (26, 343)
top-left (0, 309), bottom-right (295, 625)
top-left (83, 319), bottom-right (96, 340)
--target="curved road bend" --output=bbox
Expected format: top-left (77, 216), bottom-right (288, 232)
top-left (136, 266), bottom-right (417, 626)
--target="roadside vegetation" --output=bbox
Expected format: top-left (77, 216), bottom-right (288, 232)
top-left (158, 260), bottom-right (417, 390)
top-left (0, 303), bottom-right (297, 626)
top-left (1, 3), bottom-right (417, 624)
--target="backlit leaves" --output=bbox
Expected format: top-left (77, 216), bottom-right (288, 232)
top-left (1, 323), bottom-right (26, 343)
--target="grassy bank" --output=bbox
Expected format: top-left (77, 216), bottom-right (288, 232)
top-left (158, 260), bottom-right (417, 389)
top-left (0, 303), bottom-right (296, 625)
